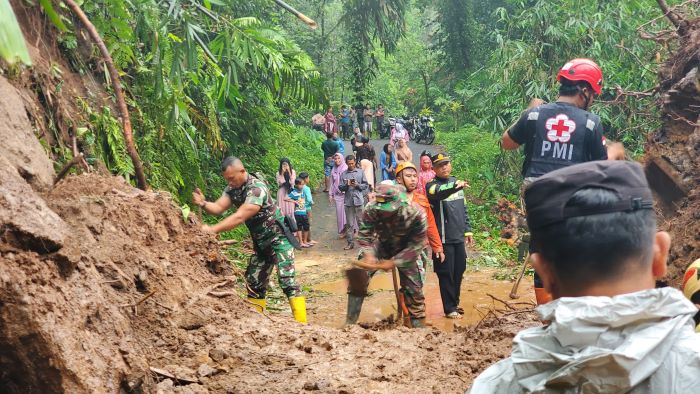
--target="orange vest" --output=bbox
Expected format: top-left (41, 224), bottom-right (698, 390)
top-left (411, 192), bottom-right (443, 253)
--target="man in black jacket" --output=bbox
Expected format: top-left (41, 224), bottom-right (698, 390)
top-left (426, 153), bottom-right (474, 319)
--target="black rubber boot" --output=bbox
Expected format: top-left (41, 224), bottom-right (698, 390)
top-left (345, 295), bottom-right (364, 325)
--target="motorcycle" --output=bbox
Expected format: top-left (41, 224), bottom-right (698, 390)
top-left (380, 117), bottom-right (394, 139)
top-left (414, 116), bottom-right (436, 144)
top-left (401, 116), bottom-right (417, 141)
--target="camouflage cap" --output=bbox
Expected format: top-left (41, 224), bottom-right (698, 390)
top-left (373, 183), bottom-right (408, 211)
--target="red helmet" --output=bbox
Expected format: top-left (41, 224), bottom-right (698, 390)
top-left (556, 58), bottom-right (603, 95)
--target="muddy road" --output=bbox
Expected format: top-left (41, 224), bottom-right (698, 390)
top-left (295, 137), bottom-right (534, 330)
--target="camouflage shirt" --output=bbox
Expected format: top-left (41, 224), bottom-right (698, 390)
top-left (223, 175), bottom-right (285, 246)
top-left (357, 198), bottom-right (427, 269)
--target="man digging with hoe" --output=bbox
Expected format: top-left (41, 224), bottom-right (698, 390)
top-left (345, 183), bottom-right (429, 328)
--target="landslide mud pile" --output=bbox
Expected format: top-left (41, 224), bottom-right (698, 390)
top-left (644, 15), bottom-right (700, 286)
top-left (0, 173), bottom-right (537, 393)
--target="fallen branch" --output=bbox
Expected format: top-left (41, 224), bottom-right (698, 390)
top-left (249, 332), bottom-right (263, 347)
top-left (119, 290), bottom-right (158, 315)
top-left (63, 0), bottom-right (148, 190)
top-left (474, 310), bottom-right (501, 330)
top-left (54, 153), bottom-right (84, 185)
top-left (185, 278), bottom-right (234, 308)
top-left (218, 239), bottom-right (239, 246)
top-left (486, 293), bottom-right (517, 311)
top-left (208, 290), bottom-right (237, 298)
top-left (502, 308), bottom-right (536, 316)
top-left (70, 132), bottom-right (90, 172)
top-left (149, 367), bottom-right (199, 385)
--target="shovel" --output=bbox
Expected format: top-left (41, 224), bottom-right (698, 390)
top-left (509, 251), bottom-right (530, 299)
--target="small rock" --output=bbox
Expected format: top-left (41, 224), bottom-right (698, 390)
top-left (314, 380), bottom-right (330, 390)
top-left (156, 378), bottom-right (174, 393)
top-left (135, 270), bottom-right (149, 292)
top-left (197, 363), bottom-right (216, 378)
top-left (209, 348), bottom-right (229, 362)
top-left (177, 314), bottom-right (205, 330)
top-left (303, 380), bottom-right (330, 391)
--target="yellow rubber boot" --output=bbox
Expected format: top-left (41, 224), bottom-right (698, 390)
top-left (289, 296), bottom-right (307, 324)
top-left (247, 297), bottom-right (266, 313)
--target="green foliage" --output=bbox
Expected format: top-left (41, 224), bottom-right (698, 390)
top-left (0, 0), bottom-right (31, 65)
top-left (78, 101), bottom-right (135, 177)
top-left (365, 7), bottom-right (442, 115)
top-left (341, 0), bottom-right (409, 102)
top-left (453, 0), bottom-right (666, 155)
top-left (50, 0), bottom-right (327, 203)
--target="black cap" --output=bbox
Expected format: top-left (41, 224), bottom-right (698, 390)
top-left (525, 161), bottom-right (654, 231)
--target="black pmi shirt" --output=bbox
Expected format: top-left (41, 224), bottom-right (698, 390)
top-left (508, 102), bottom-right (608, 178)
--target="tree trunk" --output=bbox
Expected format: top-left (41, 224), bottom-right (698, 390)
top-left (63, 0), bottom-right (148, 190)
top-left (422, 71), bottom-right (430, 110)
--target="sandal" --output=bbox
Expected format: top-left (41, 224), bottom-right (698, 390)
top-left (446, 311), bottom-right (462, 319)
top-left (456, 307), bottom-right (465, 315)
top-left (343, 244), bottom-right (354, 250)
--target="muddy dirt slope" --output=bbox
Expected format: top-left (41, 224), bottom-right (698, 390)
top-left (644, 15), bottom-right (700, 286)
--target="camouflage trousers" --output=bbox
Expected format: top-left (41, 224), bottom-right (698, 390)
top-left (245, 235), bottom-right (301, 299)
top-left (347, 255), bottom-right (425, 319)
top-left (418, 248), bottom-right (432, 285)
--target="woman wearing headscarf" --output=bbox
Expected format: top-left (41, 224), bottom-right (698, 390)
top-left (416, 150), bottom-right (435, 195)
top-left (379, 143), bottom-right (397, 181)
top-left (329, 153), bottom-right (348, 237)
top-left (355, 136), bottom-right (377, 190)
top-left (395, 138), bottom-right (412, 163)
top-left (276, 158), bottom-right (297, 218)
top-left (324, 106), bottom-right (336, 134)
top-left (391, 122), bottom-right (409, 146)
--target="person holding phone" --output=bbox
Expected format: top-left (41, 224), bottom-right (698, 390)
top-left (339, 155), bottom-right (369, 250)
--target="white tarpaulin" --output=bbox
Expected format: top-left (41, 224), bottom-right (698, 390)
top-left (469, 288), bottom-right (700, 393)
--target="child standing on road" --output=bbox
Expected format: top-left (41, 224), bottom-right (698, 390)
top-left (286, 178), bottom-right (313, 248)
top-left (299, 172), bottom-right (317, 245)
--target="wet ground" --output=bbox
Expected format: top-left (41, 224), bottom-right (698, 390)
top-left (295, 137), bottom-right (534, 331)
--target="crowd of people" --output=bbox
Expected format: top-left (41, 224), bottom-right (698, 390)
top-left (194, 57), bottom-right (700, 392)
top-left (312, 103), bottom-right (386, 139)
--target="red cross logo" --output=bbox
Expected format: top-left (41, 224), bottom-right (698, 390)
top-left (545, 114), bottom-right (576, 143)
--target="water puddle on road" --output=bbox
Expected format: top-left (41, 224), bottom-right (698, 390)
top-left (309, 269), bottom-right (535, 331)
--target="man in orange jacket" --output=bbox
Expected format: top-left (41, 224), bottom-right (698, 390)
top-left (396, 162), bottom-right (444, 283)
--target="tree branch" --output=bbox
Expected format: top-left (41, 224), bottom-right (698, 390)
top-left (656, 0), bottom-right (683, 28)
top-left (63, 0), bottom-right (148, 190)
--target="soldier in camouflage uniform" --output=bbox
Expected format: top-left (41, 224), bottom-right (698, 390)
top-left (192, 157), bottom-right (307, 323)
top-left (346, 183), bottom-right (428, 328)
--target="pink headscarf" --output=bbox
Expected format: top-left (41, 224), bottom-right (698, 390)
top-left (417, 154), bottom-right (435, 195)
top-left (330, 153), bottom-right (347, 197)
